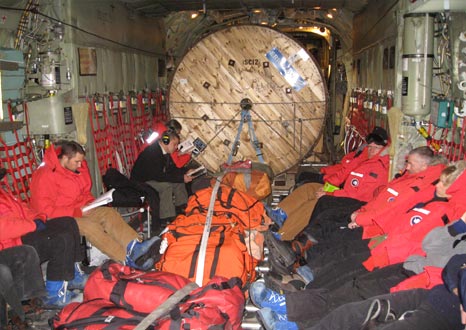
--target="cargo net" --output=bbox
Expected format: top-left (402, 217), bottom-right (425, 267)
top-left (346, 88), bottom-right (393, 154)
top-left (348, 88), bottom-right (466, 161)
top-left (0, 102), bottom-right (37, 202)
top-left (429, 116), bottom-right (466, 161)
top-left (89, 91), bottom-right (167, 177)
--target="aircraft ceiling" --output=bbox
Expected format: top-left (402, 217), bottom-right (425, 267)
top-left (119, 0), bottom-right (370, 17)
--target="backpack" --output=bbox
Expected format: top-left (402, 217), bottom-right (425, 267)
top-left (158, 215), bottom-right (259, 286)
top-left (219, 161), bottom-right (274, 201)
top-left (185, 185), bottom-right (266, 232)
top-left (158, 185), bottom-right (268, 286)
top-left (84, 260), bottom-right (192, 314)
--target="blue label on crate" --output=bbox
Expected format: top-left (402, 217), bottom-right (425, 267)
top-left (266, 47), bottom-right (307, 91)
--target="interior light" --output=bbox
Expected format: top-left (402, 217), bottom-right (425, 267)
top-left (253, 9), bottom-right (262, 14)
top-left (299, 26), bottom-right (304, 29)
top-left (191, 12), bottom-right (199, 19)
top-left (326, 13), bottom-right (333, 19)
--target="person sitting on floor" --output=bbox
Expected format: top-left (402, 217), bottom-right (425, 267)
top-left (29, 140), bottom-right (161, 271)
top-left (131, 129), bottom-right (194, 223)
top-left (274, 126), bottom-right (390, 241)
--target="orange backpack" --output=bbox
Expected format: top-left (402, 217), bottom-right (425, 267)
top-left (157, 185), bottom-right (267, 286)
top-left (217, 161), bottom-right (274, 201)
top-left (185, 185), bottom-right (266, 231)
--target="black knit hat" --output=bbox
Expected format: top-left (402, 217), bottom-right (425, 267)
top-left (366, 126), bottom-right (388, 146)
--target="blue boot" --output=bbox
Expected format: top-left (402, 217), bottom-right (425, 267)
top-left (257, 307), bottom-right (298, 330)
top-left (42, 280), bottom-right (77, 309)
top-left (264, 205), bottom-right (287, 228)
top-left (126, 236), bottom-right (162, 271)
top-left (249, 281), bottom-right (286, 314)
top-left (68, 263), bottom-right (89, 290)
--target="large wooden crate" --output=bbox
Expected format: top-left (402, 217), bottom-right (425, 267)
top-left (169, 25), bottom-right (327, 175)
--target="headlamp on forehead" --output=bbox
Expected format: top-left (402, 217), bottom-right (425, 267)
top-left (143, 129), bottom-right (159, 144)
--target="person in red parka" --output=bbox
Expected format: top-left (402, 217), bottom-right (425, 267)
top-left (0, 167), bottom-right (84, 308)
top-left (363, 161), bottom-right (466, 271)
top-left (348, 146), bottom-right (447, 239)
top-left (29, 140), bottom-right (162, 271)
top-left (276, 127), bottom-right (390, 241)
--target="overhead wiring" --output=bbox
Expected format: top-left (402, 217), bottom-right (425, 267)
top-left (1, 4), bottom-right (166, 57)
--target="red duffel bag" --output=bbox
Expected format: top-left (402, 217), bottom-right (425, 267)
top-left (84, 260), bottom-right (191, 314)
top-left (53, 298), bottom-right (145, 330)
top-left (153, 276), bottom-right (245, 330)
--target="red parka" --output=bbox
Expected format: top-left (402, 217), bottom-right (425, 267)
top-left (321, 150), bottom-right (363, 183)
top-left (29, 145), bottom-right (94, 219)
top-left (390, 266), bottom-right (443, 292)
top-left (355, 163), bottom-right (446, 239)
top-left (0, 188), bottom-right (45, 250)
top-left (387, 170), bottom-right (466, 291)
top-left (363, 200), bottom-right (450, 271)
top-left (328, 147), bottom-right (390, 202)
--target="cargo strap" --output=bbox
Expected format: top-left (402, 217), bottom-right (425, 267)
top-left (133, 282), bottom-right (199, 330)
top-left (195, 174), bottom-right (224, 286)
top-left (227, 98), bottom-right (265, 164)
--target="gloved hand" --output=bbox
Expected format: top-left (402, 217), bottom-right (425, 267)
top-left (34, 219), bottom-right (46, 232)
top-left (448, 219), bottom-right (466, 237)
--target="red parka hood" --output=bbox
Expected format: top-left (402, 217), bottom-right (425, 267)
top-left (30, 144), bottom-right (94, 219)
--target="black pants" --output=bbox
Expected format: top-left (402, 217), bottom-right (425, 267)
top-left (0, 245), bottom-right (45, 321)
top-left (286, 263), bottom-right (416, 327)
top-left (21, 217), bottom-right (82, 281)
top-left (306, 227), bottom-right (367, 269)
top-left (300, 289), bottom-right (460, 330)
top-left (306, 195), bottom-right (366, 241)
